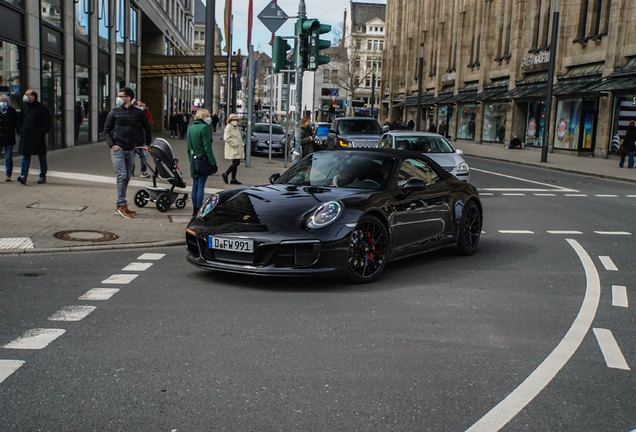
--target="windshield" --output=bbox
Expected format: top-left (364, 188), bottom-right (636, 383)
top-left (337, 120), bottom-right (382, 135)
top-left (253, 124), bottom-right (284, 134)
top-left (275, 152), bottom-right (396, 191)
top-left (315, 126), bottom-right (330, 135)
top-left (393, 135), bottom-right (455, 153)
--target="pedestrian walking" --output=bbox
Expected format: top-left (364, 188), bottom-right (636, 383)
top-left (179, 111), bottom-right (188, 139)
top-left (16, 89), bottom-right (51, 185)
top-left (169, 112), bottom-right (179, 138)
top-left (74, 101), bottom-right (84, 142)
top-left (212, 114), bottom-right (219, 132)
top-left (300, 116), bottom-right (314, 156)
top-left (133, 100), bottom-right (151, 178)
top-left (187, 108), bottom-right (217, 218)
top-left (0, 94), bottom-right (18, 182)
top-left (619, 120), bottom-right (636, 169)
top-left (221, 113), bottom-right (244, 185)
top-left (103, 86), bottom-right (152, 218)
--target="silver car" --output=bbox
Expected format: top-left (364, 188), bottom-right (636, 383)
top-left (379, 131), bottom-right (471, 182)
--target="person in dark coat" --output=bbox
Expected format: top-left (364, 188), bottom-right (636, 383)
top-left (619, 120), bottom-right (636, 169)
top-left (407, 119), bottom-right (415, 130)
top-left (74, 101), bottom-right (84, 142)
top-left (0, 95), bottom-right (18, 182)
top-left (17, 90), bottom-right (51, 185)
top-left (169, 112), bottom-right (179, 138)
top-left (508, 135), bottom-right (523, 149)
top-left (429, 124), bottom-right (438, 133)
top-left (179, 111), bottom-right (188, 139)
top-left (299, 116), bottom-right (314, 156)
top-left (212, 114), bottom-right (219, 132)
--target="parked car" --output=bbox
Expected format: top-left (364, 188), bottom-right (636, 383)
top-left (251, 123), bottom-right (286, 156)
top-left (326, 117), bottom-right (383, 149)
top-left (312, 122), bottom-right (331, 150)
top-left (186, 149), bottom-right (482, 283)
top-left (379, 131), bottom-right (471, 182)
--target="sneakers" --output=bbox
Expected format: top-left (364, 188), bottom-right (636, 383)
top-left (140, 173), bottom-right (150, 178)
top-left (17, 176), bottom-right (26, 185)
top-left (5, 176), bottom-right (10, 182)
top-left (230, 179), bottom-right (242, 185)
top-left (124, 205), bottom-right (137, 215)
top-left (37, 177), bottom-right (46, 184)
top-left (221, 173), bottom-right (229, 184)
top-left (115, 205), bottom-right (134, 218)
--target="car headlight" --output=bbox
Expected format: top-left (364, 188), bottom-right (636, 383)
top-left (456, 162), bottom-right (469, 173)
top-left (307, 201), bottom-right (343, 229)
top-left (197, 194), bottom-right (220, 218)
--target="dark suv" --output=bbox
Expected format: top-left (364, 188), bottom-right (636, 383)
top-left (326, 117), bottom-right (383, 149)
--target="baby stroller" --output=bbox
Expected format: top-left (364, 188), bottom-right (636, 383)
top-left (133, 138), bottom-right (188, 213)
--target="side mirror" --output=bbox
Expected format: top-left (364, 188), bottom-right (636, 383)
top-left (402, 177), bottom-right (427, 192)
top-left (269, 173), bottom-right (281, 184)
top-left (456, 149), bottom-right (464, 155)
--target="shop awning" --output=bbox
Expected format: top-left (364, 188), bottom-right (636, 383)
top-left (393, 97), bottom-right (418, 108)
top-left (475, 87), bottom-right (510, 101)
top-left (499, 83), bottom-right (547, 101)
top-left (586, 76), bottom-right (636, 92)
top-left (552, 77), bottom-right (602, 96)
top-left (430, 92), bottom-right (455, 104)
top-left (141, 54), bottom-right (240, 78)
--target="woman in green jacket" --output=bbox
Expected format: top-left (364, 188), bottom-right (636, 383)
top-left (187, 108), bottom-right (217, 217)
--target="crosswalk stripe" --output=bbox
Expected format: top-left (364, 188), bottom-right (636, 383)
top-left (48, 306), bottom-right (96, 322)
top-left (137, 253), bottom-right (165, 260)
top-left (102, 274), bottom-right (138, 284)
top-left (0, 360), bottom-right (25, 384)
top-left (593, 328), bottom-right (630, 370)
top-left (122, 262), bottom-right (153, 271)
top-left (4, 329), bottom-right (66, 350)
top-left (612, 286), bottom-right (628, 308)
top-left (594, 231), bottom-right (632, 235)
top-left (79, 288), bottom-right (119, 300)
top-left (599, 256), bottom-right (618, 271)
top-left (498, 230), bottom-right (534, 234)
top-left (547, 231), bottom-right (583, 235)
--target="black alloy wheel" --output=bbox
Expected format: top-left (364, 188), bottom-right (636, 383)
top-left (134, 189), bottom-right (149, 208)
top-left (348, 215), bottom-right (389, 283)
top-left (456, 200), bottom-right (481, 256)
top-left (156, 193), bottom-right (171, 212)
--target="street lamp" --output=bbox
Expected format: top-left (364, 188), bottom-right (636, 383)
top-left (541, 0), bottom-right (561, 163)
top-left (416, 42), bottom-right (424, 131)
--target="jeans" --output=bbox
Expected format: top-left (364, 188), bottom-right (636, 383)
top-left (138, 149), bottom-right (148, 174)
top-left (1, 145), bottom-right (13, 177)
top-left (191, 175), bottom-right (208, 208)
top-left (619, 151), bottom-right (634, 169)
top-left (20, 154), bottom-right (48, 180)
top-left (111, 149), bottom-right (135, 206)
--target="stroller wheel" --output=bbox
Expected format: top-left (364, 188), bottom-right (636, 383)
top-left (175, 198), bottom-right (187, 209)
top-left (134, 189), bottom-right (150, 208)
top-left (156, 193), bottom-right (171, 212)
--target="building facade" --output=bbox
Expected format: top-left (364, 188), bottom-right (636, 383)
top-left (383, 0), bottom-right (636, 157)
top-left (0, 0), bottom-right (194, 149)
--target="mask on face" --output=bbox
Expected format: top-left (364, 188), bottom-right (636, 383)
top-left (116, 97), bottom-right (124, 107)
top-left (0, 102), bottom-right (7, 110)
top-left (231, 120), bottom-right (238, 126)
top-left (23, 95), bottom-right (29, 103)
top-left (204, 117), bottom-right (212, 125)
top-left (138, 106), bottom-right (145, 111)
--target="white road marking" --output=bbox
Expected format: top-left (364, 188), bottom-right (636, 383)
top-left (137, 253), bottom-right (166, 260)
top-left (595, 194), bottom-right (618, 197)
top-left (102, 274), bottom-right (138, 284)
top-left (547, 231), bottom-right (583, 235)
top-left (480, 188), bottom-right (559, 192)
top-left (0, 360), bottom-right (25, 384)
top-left (534, 193), bottom-right (556, 196)
top-left (612, 286), bottom-right (628, 308)
top-left (593, 328), bottom-right (630, 370)
top-left (466, 239), bottom-right (600, 432)
top-left (470, 168), bottom-right (577, 191)
top-left (122, 262), bottom-right (153, 271)
top-left (79, 288), bottom-right (120, 300)
top-left (599, 256), bottom-right (618, 271)
top-left (564, 194), bottom-right (588, 197)
top-left (48, 306), bottom-right (97, 321)
top-left (627, 195), bottom-right (636, 198)
top-left (479, 193), bottom-right (494, 196)
top-left (594, 231), bottom-right (632, 236)
top-left (502, 193), bottom-right (525, 196)
top-left (4, 329), bottom-right (66, 350)
top-left (498, 230), bottom-right (534, 234)
top-left (0, 238), bottom-right (34, 250)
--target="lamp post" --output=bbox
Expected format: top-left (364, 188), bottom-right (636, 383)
top-left (370, 72), bottom-right (375, 119)
top-left (416, 42), bottom-right (424, 131)
top-left (541, 0), bottom-right (560, 163)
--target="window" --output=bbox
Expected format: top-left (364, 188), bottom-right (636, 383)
top-left (354, 57), bottom-right (361, 68)
top-left (373, 40), bottom-right (378, 51)
top-left (331, 70), bottom-right (338, 83)
top-left (369, 26), bottom-right (373, 32)
top-left (98, 0), bottom-right (110, 51)
top-left (380, 27), bottom-right (384, 32)
top-left (195, 31), bottom-right (199, 39)
top-left (75, 0), bottom-right (89, 41)
top-left (354, 76), bottom-right (360, 86)
top-left (365, 77), bottom-right (371, 87)
top-left (356, 39), bottom-right (361, 50)
top-left (366, 58), bottom-right (372, 69)
top-left (323, 71), bottom-right (330, 83)
top-left (397, 159), bottom-right (439, 186)
top-left (367, 40), bottom-right (372, 50)
top-left (42, 0), bottom-right (62, 28)
top-left (374, 27), bottom-right (378, 31)
top-left (200, 31), bottom-right (204, 39)
top-left (379, 40), bottom-right (384, 51)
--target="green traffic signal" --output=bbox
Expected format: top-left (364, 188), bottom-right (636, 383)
top-left (272, 36), bottom-right (291, 73)
top-left (308, 21), bottom-right (331, 71)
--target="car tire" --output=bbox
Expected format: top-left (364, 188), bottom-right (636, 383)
top-left (347, 215), bottom-right (389, 283)
top-left (456, 200), bottom-right (481, 256)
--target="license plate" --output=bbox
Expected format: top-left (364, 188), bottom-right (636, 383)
top-left (209, 236), bottom-right (254, 253)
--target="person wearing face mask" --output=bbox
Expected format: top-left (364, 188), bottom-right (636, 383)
top-left (16, 90), bottom-right (51, 185)
top-left (221, 113), bottom-right (245, 185)
top-left (103, 87), bottom-right (152, 218)
top-left (0, 95), bottom-right (18, 182)
top-left (187, 108), bottom-right (217, 217)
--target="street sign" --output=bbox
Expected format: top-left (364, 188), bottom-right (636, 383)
top-left (330, 94), bottom-right (337, 103)
top-left (343, 100), bottom-right (350, 107)
top-left (257, 1), bottom-right (289, 34)
top-left (330, 89), bottom-right (337, 96)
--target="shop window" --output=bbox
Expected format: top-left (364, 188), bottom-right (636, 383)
top-left (75, 65), bottom-right (90, 144)
top-left (75, 0), bottom-right (90, 41)
top-left (2, 0), bottom-right (24, 8)
top-left (42, 0), bottom-right (63, 28)
top-left (482, 103), bottom-right (507, 142)
top-left (457, 104), bottom-right (477, 140)
top-left (0, 41), bottom-right (23, 109)
top-left (554, 100), bottom-right (583, 149)
top-left (525, 101), bottom-right (546, 146)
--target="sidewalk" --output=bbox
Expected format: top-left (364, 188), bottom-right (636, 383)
top-left (1, 133), bottom-right (634, 254)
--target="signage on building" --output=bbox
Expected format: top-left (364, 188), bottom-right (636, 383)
top-left (41, 26), bottom-right (63, 57)
top-left (441, 73), bottom-right (456, 84)
top-left (521, 53), bottom-right (550, 68)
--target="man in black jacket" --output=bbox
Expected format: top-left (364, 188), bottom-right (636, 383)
top-left (104, 87), bottom-right (152, 218)
top-left (17, 90), bottom-right (51, 185)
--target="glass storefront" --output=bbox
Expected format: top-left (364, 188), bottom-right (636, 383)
top-left (2, 0), bottom-right (24, 8)
top-left (612, 95), bottom-right (636, 147)
top-left (75, 65), bottom-right (89, 143)
top-left (525, 101), bottom-right (545, 147)
top-left (0, 40), bottom-right (24, 109)
top-left (42, 0), bottom-right (62, 28)
top-left (457, 103), bottom-right (477, 140)
top-left (41, 56), bottom-right (63, 149)
top-left (437, 105), bottom-right (452, 137)
top-left (554, 99), bottom-right (597, 150)
top-left (98, 72), bottom-right (109, 140)
top-left (98, 0), bottom-right (109, 51)
top-left (74, 0), bottom-right (89, 41)
top-left (482, 102), bottom-right (507, 142)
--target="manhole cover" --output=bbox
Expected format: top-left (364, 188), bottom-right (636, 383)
top-left (53, 230), bottom-right (119, 243)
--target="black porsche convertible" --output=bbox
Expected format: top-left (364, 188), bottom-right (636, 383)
top-left (186, 149), bottom-right (482, 283)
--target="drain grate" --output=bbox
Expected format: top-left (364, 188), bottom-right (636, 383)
top-left (53, 230), bottom-right (119, 243)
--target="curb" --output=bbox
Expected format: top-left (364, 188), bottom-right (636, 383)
top-left (0, 239), bottom-right (185, 255)
top-left (463, 153), bottom-right (636, 185)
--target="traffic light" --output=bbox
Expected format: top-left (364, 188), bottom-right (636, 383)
top-left (330, 103), bottom-right (336, 113)
top-left (254, 101), bottom-right (260, 111)
top-left (306, 20), bottom-right (331, 71)
top-left (272, 36), bottom-right (291, 73)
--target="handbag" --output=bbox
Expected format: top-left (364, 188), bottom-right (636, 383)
top-left (188, 129), bottom-right (218, 176)
top-left (617, 143), bottom-right (628, 157)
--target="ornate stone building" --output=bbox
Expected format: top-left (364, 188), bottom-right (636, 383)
top-left (383, 0), bottom-right (636, 157)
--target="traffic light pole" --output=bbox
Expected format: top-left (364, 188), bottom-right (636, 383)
top-left (246, 45), bottom-right (254, 167)
top-left (284, 73), bottom-right (291, 167)
top-left (294, 0), bottom-right (306, 159)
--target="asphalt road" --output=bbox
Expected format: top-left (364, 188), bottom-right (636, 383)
top-left (1, 157), bottom-right (635, 431)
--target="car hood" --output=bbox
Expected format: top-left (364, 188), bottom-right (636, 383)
top-left (206, 185), bottom-right (365, 234)
top-left (252, 132), bottom-right (284, 141)
top-left (425, 152), bottom-right (464, 170)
